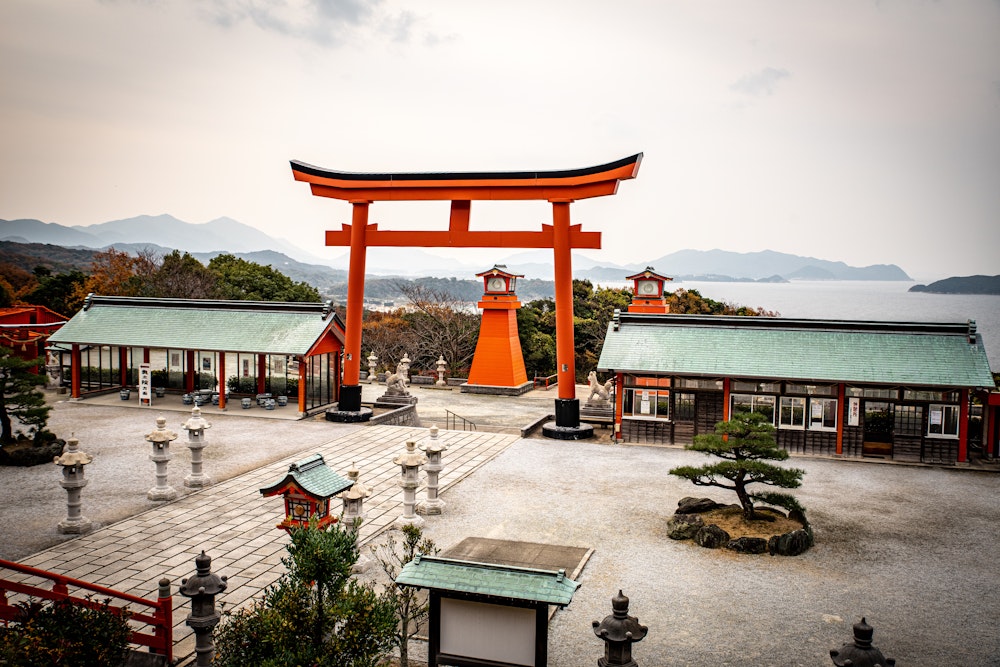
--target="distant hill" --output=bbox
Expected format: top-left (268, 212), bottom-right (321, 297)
top-left (909, 275), bottom-right (1000, 295)
top-left (639, 249), bottom-right (910, 281)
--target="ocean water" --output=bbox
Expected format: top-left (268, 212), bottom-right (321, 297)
top-left (650, 280), bottom-right (1000, 370)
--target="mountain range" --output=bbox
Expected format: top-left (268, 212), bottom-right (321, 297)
top-left (0, 214), bottom-right (911, 282)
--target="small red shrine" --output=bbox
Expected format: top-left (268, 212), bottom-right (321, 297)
top-left (464, 265), bottom-right (531, 395)
top-left (625, 267), bottom-right (672, 314)
top-left (259, 454), bottom-right (353, 532)
top-left (0, 305), bottom-right (67, 372)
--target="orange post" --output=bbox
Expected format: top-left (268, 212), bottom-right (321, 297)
top-left (218, 353), bottom-right (226, 411)
top-left (340, 201), bottom-right (370, 411)
top-left (552, 201), bottom-right (576, 402)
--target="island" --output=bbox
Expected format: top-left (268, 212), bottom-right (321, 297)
top-left (909, 275), bottom-right (1000, 295)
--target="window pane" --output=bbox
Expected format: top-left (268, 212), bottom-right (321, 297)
top-left (675, 393), bottom-right (695, 420)
top-left (780, 397), bottom-right (805, 428)
top-left (655, 393), bottom-right (670, 420)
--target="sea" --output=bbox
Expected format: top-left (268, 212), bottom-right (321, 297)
top-left (620, 280), bottom-right (1000, 371)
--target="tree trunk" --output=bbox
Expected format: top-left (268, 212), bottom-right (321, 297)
top-left (735, 481), bottom-right (755, 520)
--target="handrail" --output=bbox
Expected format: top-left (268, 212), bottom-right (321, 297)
top-left (445, 409), bottom-right (478, 431)
top-left (0, 558), bottom-right (172, 661)
top-left (533, 374), bottom-right (558, 390)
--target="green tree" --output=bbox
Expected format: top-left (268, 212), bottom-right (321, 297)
top-left (372, 525), bottom-right (439, 667)
top-left (214, 520), bottom-right (396, 667)
top-left (0, 347), bottom-right (50, 445)
top-left (209, 254), bottom-right (321, 302)
top-left (669, 411), bottom-right (805, 520)
top-left (146, 250), bottom-right (219, 298)
top-left (25, 267), bottom-right (84, 317)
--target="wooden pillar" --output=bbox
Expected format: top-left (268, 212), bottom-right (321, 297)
top-left (257, 355), bottom-right (266, 395)
top-left (614, 371), bottom-right (625, 439)
top-left (836, 383), bottom-right (845, 456)
top-left (297, 356), bottom-right (307, 414)
top-left (722, 377), bottom-right (731, 421)
top-left (119, 347), bottom-right (128, 387)
top-left (339, 201), bottom-right (370, 412)
top-left (218, 353), bottom-right (226, 410)
top-left (185, 350), bottom-right (195, 392)
top-left (143, 347), bottom-right (150, 363)
top-left (71, 344), bottom-right (81, 399)
top-left (958, 388), bottom-right (970, 463)
top-left (551, 200), bottom-right (575, 402)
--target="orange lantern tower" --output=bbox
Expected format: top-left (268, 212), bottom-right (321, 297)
top-left (290, 153), bottom-right (641, 439)
top-left (625, 267), bottom-right (673, 314)
top-left (464, 265), bottom-right (531, 395)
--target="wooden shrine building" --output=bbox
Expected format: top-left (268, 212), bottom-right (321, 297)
top-left (47, 295), bottom-right (346, 416)
top-left (598, 310), bottom-right (995, 465)
top-left (0, 305), bottom-right (68, 372)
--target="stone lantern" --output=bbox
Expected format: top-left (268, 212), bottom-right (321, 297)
top-left (145, 415), bottom-right (179, 501)
top-left (593, 590), bottom-right (648, 667)
top-left (260, 453), bottom-right (353, 532)
top-left (179, 551), bottom-right (228, 667)
top-left (400, 352), bottom-right (411, 385)
top-left (392, 439), bottom-right (427, 529)
top-left (339, 462), bottom-right (372, 573)
top-left (367, 351), bottom-right (378, 383)
top-left (417, 427), bottom-right (447, 515)
top-left (53, 435), bottom-right (93, 534)
top-left (830, 618), bottom-right (896, 666)
top-left (181, 406), bottom-right (213, 488)
top-left (435, 355), bottom-right (448, 386)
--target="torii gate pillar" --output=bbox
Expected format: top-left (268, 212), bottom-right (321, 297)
top-left (291, 154), bottom-right (642, 437)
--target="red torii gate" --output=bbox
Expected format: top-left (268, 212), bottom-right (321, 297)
top-left (290, 154), bottom-right (642, 438)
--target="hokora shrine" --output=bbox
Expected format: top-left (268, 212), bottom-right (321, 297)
top-left (290, 153), bottom-right (642, 439)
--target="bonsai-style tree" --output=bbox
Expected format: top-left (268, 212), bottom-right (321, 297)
top-left (372, 524), bottom-right (439, 667)
top-left (214, 519), bottom-right (396, 667)
top-left (669, 411), bottom-right (805, 520)
top-left (0, 346), bottom-right (51, 446)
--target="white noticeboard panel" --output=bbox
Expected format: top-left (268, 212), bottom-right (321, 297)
top-left (440, 597), bottom-right (536, 666)
top-left (139, 363), bottom-right (152, 404)
top-left (848, 397), bottom-right (860, 427)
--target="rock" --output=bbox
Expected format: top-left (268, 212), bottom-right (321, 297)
top-left (693, 524), bottom-right (731, 549)
top-left (667, 513), bottom-right (704, 540)
top-left (677, 497), bottom-right (724, 514)
top-left (768, 528), bottom-right (814, 557)
top-left (0, 438), bottom-right (65, 467)
top-left (727, 536), bottom-right (769, 554)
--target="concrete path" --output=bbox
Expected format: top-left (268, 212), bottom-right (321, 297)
top-left (6, 424), bottom-right (518, 662)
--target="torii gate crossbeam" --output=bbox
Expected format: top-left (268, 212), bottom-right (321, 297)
top-left (291, 154), bottom-right (642, 438)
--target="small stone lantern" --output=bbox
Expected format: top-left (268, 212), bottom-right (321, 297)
top-left (418, 427), bottom-right (447, 515)
top-left (260, 453), bottom-right (353, 532)
top-left (392, 439), bottom-right (427, 529)
top-left (181, 406), bottom-right (213, 488)
top-left (400, 352), bottom-right (411, 385)
top-left (435, 355), bottom-right (448, 386)
top-left (53, 435), bottom-right (93, 534)
top-left (339, 462), bottom-right (372, 572)
top-left (367, 351), bottom-right (378, 383)
top-left (830, 617), bottom-right (896, 666)
top-left (145, 415), bottom-right (179, 501)
top-left (179, 551), bottom-right (228, 667)
top-left (593, 590), bottom-right (648, 667)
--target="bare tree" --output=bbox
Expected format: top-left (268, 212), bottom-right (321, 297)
top-left (395, 282), bottom-right (479, 374)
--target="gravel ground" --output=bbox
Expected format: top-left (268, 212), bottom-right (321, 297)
top-left (359, 438), bottom-right (1000, 666)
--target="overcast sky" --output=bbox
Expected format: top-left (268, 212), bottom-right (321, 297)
top-left (1, 0), bottom-right (998, 281)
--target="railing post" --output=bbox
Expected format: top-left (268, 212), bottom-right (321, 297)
top-left (155, 577), bottom-right (173, 661)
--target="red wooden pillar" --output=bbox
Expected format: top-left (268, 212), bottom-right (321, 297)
top-left (185, 350), bottom-right (195, 392)
top-left (257, 354), bottom-right (267, 395)
top-left (143, 348), bottom-right (150, 363)
top-left (339, 201), bottom-right (370, 412)
top-left (71, 344), bottom-right (81, 399)
top-left (119, 347), bottom-right (128, 387)
top-left (836, 383), bottom-right (845, 456)
top-left (614, 371), bottom-right (624, 440)
top-left (722, 377), bottom-right (731, 421)
top-left (552, 200), bottom-right (575, 402)
top-left (298, 356), bottom-right (307, 414)
top-left (218, 353), bottom-right (226, 410)
top-left (958, 388), bottom-right (970, 463)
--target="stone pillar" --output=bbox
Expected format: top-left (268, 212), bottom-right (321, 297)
top-left (179, 551), bottom-right (228, 667)
top-left (392, 439), bottom-right (426, 530)
top-left (181, 407), bottom-right (213, 488)
top-left (436, 355), bottom-right (447, 386)
top-left (367, 352), bottom-right (378, 383)
top-left (340, 462), bottom-right (372, 573)
top-left (145, 415), bottom-right (179, 501)
top-left (418, 426), bottom-right (447, 515)
top-left (53, 436), bottom-right (94, 534)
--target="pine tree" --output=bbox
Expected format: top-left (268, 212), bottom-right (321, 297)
top-left (0, 347), bottom-right (51, 446)
top-left (669, 411), bottom-right (805, 520)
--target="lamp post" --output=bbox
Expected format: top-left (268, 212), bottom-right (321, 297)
top-left (392, 439), bottom-right (426, 529)
top-left (145, 415), bottom-right (179, 501)
top-left (53, 435), bottom-right (93, 534)
top-left (418, 427), bottom-right (447, 515)
top-left (436, 355), bottom-right (447, 386)
top-left (830, 618), bottom-right (896, 667)
top-left (593, 590), bottom-right (648, 667)
top-left (179, 551), bottom-right (227, 667)
top-left (181, 406), bottom-right (213, 488)
top-left (340, 462), bottom-right (372, 573)
top-left (368, 352), bottom-right (378, 383)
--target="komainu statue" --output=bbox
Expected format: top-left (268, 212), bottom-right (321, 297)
top-left (587, 371), bottom-right (613, 404)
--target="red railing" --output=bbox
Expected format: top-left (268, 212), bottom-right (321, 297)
top-left (0, 558), bottom-right (173, 662)
top-left (533, 374), bottom-right (558, 390)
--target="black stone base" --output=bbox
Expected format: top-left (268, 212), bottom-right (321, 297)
top-left (339, 384), bottom-right (363, 412)
top-left (325, 407), bottom-right (373, 423)
top-left (541, 421), bottom-right (595, 440)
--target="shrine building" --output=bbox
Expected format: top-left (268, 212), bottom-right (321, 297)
top-left (598, 272), bottom-right (996, 465)
top-left (47, 295), bottom-right (345, 416)
top-left (0, 305), bottom-right (68, 372)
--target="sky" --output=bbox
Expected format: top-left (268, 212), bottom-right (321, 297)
top-left (1, 0), bottom-right (998, 282)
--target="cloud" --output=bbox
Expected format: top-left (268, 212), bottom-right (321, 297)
top-left (730, 67), bottom-right (791, 97)
top-left (197, 0), bottom-right (379, 46)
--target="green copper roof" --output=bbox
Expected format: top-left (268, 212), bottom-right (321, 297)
top-left (259, 454), bottom-right (353, 500)
top-left (47, 296), bottom-right (344, 355)
top-left (395, 556), bottom-right (580, 606)
top-left (598, 314), bottom-right (995, 388)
